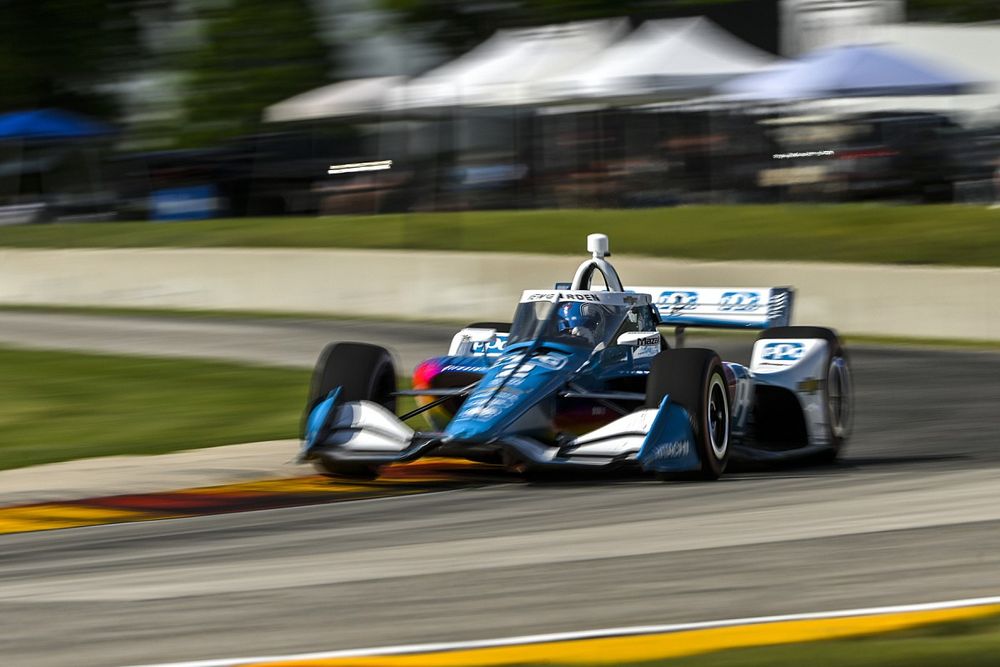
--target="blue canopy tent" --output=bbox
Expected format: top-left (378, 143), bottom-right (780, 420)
top-left (719, 44), bottom-right (980, 101)
top-left (0, 110), bottom-right (116, 223)
top-left (0, 109), bottom-right (115, 140)
top-left (710, 45), bottom-right (982, 205)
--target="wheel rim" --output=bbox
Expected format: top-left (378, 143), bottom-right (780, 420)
top-left (707, 373), bottom-right (729, 460)
top-left (827, 356), bottom-right (852, 438)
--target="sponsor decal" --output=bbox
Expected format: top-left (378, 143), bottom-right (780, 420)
top-left (657, 290), bottom-right (699, 316)
top-left (635, 335), bottom-right (660, 346)
top-left (727, 365), bottom-right (753, 429)
top-left (470, 335), bottom-right (506, 355)
top-left (489, 364), bottom-right (533, 387)
top-left (719, 291), bottom-right (761, 312)
top-left (761, 341), bottom-right (805, 362)
top-left (485, 352), bottom-right (567, 388)
top-left (459, 389), bottom-right (519, 420)
top-left (797, 378), bottom-right (822, 394)
top-left (633, 345), bottom-right (659, 359)
top-left (653, 439), bottom-right (691, 459)
top-left (441, 364), bottom-right (487, 374)
top-left (459, 403), bottom-right (502, 420)
top-left (526, 292), bottom-right (601, 303)
top-left (460, 403), bottom-right (502, 420)
top-left (531, 352), bottom-right (568, 371)
top-left (561, 293), bottom-right (602, 302)
top-left (522, 291), bottom-right (646, 306)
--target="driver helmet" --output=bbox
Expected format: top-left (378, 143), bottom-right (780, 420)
top-left (557, 302), bottom-right (602, 344)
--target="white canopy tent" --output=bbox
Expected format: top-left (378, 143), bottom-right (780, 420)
top-left (535, 17), bottom-right (777, 106)
top-left (385, 19), bottom-right (628, 111)
top-left (266, 18), bottom-right (777, 116)
top-left (263, 76), bottom-right (405, 123)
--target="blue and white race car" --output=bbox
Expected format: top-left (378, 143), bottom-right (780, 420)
top-left (300, 234), bottom-right (852, 480)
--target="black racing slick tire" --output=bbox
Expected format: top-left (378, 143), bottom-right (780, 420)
top-left (307, 342), bottom-right (397, 413)
top-left (305, 342), bottom-right (397, 479)
top-left (645, 349), bottom-right (730, 479)
top-left (757, 326), bottom-right (853, 461)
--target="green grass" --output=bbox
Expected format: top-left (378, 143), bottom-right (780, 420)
top-left (0, 346), bottom-right (309, 471)
top-left (0, 304), bottom-right (472, 327)
top-left (542, 612), bottom-right (1000, 667)
top-left (2, 205), bottom-right (1000, 266)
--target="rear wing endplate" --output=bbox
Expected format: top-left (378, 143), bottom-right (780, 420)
top-left (627, 286), bottom-right (794, 330)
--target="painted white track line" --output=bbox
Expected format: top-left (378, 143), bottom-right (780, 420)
top-left (126, 595), bottom-right (1000, 667)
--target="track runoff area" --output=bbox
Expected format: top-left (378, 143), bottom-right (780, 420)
top-left (129, 597), bottom-right (1000, 667)
top-left (6, 461), bottom-right (1000, 667)
top-left (0, 459), bottom-right (509, 536)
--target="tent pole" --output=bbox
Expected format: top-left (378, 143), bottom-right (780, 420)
top-left (374, 107), bottom-right (383, 215)
top-left (86, 141), bottom-right (102, 214)
top-left (707, 102), bottom-right (713, 203)
top-left (15, 138), bottom-right (23, 204)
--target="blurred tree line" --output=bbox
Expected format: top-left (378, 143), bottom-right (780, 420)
top-left (0, 0), bottom-right (330, 148)
top-left (380, 0), bottom-right (745, 57)
top-left (908, 0), bottom-right (999, 22)
top-left (179, 0), bottom-right (329, 146)
top-left (0, 0), bottom-right (142, 117)
top-left (382, 0), bottom-right (1000, 58)
top-left (0, 0), bottom-right (997, 148)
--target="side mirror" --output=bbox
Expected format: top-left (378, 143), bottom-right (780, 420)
top-left (448, 327), bottom-right (497, 356)
top-left (463, 328), bottom-right (497, 344)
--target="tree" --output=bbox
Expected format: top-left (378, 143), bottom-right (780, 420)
top-left (908, 0), bottom-right (1000, 22)
top-left (382, 0), bottom-right (1000, 61)
top-left (379, 0), bottom-right (746, 58)
top-left (0, 0), bottom-right (142, 118)
top-left (179, 0), bottom-right (331, 146)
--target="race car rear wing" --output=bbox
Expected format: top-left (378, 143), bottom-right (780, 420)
top-left (626, 286), bottom-right (794, 331)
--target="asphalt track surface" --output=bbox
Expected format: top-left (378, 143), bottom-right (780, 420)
top-left (1, 311), bottom-right (999, 667)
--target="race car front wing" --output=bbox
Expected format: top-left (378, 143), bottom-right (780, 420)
top-left (300, 388), bottom-right (704, 474)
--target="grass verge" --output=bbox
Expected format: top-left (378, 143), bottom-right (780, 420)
top-left (0, 304), bottom-right (471, 327)
top-left (543, 612), bottom-right (1000, 667)
top-left (1, 205), bottom-right (1000, 266)
top-left (0, 345), bottom-right (309, 471)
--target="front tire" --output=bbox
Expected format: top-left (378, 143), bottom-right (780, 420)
top-left (305, 342), bottom-right (397, 479)
top-left (646, 349), bottom-right (730, 479)
top-left (307, 342), bottom-right (397, 413)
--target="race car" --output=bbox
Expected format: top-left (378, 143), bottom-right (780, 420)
top-left (300, 234), bottom-right (852, 480)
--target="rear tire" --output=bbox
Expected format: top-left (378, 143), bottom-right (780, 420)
top-left (305, 342), bottom-right (397, 479)
top-left (757, 326), bottom-right (852, 461)
top-left (646, 349), bottom-right (730, 479)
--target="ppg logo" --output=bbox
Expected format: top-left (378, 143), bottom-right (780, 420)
top-left (720, 291), bottom-right (761, 312)
top-left (471, 334), bottom-right (507, 355)
top-left (657, 290), bottom-right (698, 316)
top-left (761, 341), bottom-right (805, 362)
